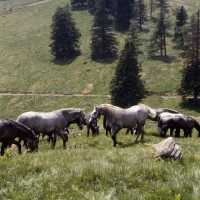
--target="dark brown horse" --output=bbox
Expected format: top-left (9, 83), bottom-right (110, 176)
top-left (149, 108), bottom-right (180, 122)
top-left (86, 112), bottom-right (99, 137)
top-left (157, 115), bottom-right (200, 138)
top-left (0, 119), bottom-right (39, 155)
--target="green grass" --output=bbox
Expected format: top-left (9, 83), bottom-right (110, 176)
top-left (1, 131), bottom-right (200, 200)
top-left (0, 0), bottom-right (200, 199)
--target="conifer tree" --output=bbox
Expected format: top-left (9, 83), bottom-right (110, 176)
top-left (110, 40), bottom-right (145, 107)
top-left (155, 0), bottom-right (169, 13)
top-left (178, 10), bottom-right (200, 103)
top-left (173, 6), bottom-right (188, 49)
top-left (88, 0), bottom-right (115, 15)
top-left (50, 5), bottom-right (81, 60)
top-left (90, 0), bottom-right (117, 60)
top-left (147, 10), bottom-right (168, 57)
top-left (71, 0), bottom-right (87, 6)
top-left (114, 0), bottom-right (133, 31)
top-left (134, 0), bottom-right (147, 30)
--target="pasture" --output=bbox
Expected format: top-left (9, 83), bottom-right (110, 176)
top-left (0, 0), bottom-right (200, 199)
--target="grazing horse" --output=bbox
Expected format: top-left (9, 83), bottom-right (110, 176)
top-left (86, 112), bottom-right (99, 137)
top-left (17, 108), bottom-right (86, 149)
top-left (149, 108), bottom-right (180, 122)
top-left (89, 104), bottom-right (156, 146)
top-left (157, 115), bottom-right (200, 137)
top-left (0, 119), bottom-right (39, 155)
top-left (157, 112), bottom-right (183, 137)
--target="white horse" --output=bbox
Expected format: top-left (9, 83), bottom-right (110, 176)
top-left (17, 108), bottom-right (86, 149)
top-left (89, 103), bottom-right (156, 146)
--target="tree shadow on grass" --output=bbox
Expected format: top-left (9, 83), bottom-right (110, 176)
top-left (179, 99), bottom-right (200, 112)
top-left (51, 51), bottom-right (81, 66)
top-left (92, 55), bottom-right (118, 64)
top-left (71, 5), bottom-right (88, 12)
top-left (148, 55), bottom-right (177, 63)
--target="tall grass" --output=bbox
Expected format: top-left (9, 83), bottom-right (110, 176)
top-left (1, 131), bottom-right (200, 200)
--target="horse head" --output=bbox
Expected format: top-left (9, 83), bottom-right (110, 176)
top-left (77, 109), bottom-right (87, 130)
top-left (89, 106), bottom-right (101, 125)
top-left (27, 135), bottom-right (39, 153)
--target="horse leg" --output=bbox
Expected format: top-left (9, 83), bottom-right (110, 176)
top-left (106, 125), bottom-right (111, 136)
top-left (184, 129), bottom-right (188, 138)
top-left (111, 128), bottom-right (121, 147)
top-left (140, 125), bottom-right (146, 141)
top-left (12, 140), bottom-right (22, 154)
top-left (91, 126), bottom-right (96, 137)
top-left (87, 125), bottom-right (90, 137)
top-left (170, 127), bottom-right (174, 136)
top-left (1, 142), bottom-right (7, 156)
top-left (135, 124), bottom-right (145, 142)
top-left (63, 131), bottom-right (68, 142)
top-left (51, 132), bottom-right (57, 149)
top-left (135, 125), bottom-right (141, 141)
top-left (57, 130), bottom-right (67, 149)
top-left (175, 129), bottom-right (180, 137)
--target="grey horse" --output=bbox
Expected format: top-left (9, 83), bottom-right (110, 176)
top-left (89, 104), bottom-right (156, 146)
top-left (17, 108), bottom-right (86, 149)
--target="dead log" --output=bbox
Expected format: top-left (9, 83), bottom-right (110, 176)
top-left (152, 137), bottom-right (183, 159)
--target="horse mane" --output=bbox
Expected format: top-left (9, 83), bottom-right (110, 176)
top-left (98, 104), bottom-right (123, 116)
top-left (5, 118), bottom-right (36, 138)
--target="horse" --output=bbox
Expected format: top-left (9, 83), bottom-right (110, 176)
top-left (157, 112), bottom-right (183, 137)
top-left (86, 112), bottom-right (99, 137)
top-left (103, 116), bottom-right (135, 136)
top-left (157, 115), bottom-right (200, 138)
top-left (17, 108), bottom-right (86, 149)
top-left (89, 103), bottom-right (156, 146)
top-left (0, 118), bottom-right (39, 155)
top-left (148, 108), bottom-right (180, 122)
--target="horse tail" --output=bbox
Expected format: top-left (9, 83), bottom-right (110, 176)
top-left (103, 116), bottom-right (107, 130)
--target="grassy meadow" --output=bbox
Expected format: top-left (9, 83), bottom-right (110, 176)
top-left (0, 0), bottom-right (200, 199)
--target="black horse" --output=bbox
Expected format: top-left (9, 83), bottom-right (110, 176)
top-left (0, 119), bottom-right (39, 155)
top-left (86, 112), bottom-right (99, 137)
top-left (157, 115), bottom-right (200, 138)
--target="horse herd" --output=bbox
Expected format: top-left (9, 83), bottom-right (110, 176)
top-left (0, 103), bottom-right (200, 155)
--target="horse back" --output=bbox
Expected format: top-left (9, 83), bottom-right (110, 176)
top-left (17, 111), bottom-right (62, 133)
top-left (0, 118), bottom-right (35, 142)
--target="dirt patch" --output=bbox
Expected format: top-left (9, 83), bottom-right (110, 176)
top-left (82, 84), bottom-right (93, 95)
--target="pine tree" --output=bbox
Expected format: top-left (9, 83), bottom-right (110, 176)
top-left (88, 0), bottom-right (115, 15)
top-left (173, 6), bottom-right (188, 49)
top-left (71, 0), bottom-right (87, 6)
top-left (147, 10), bottom-right (167, 57)
top-left (110, 40), bottom-right (145, 107)
top-left (114, 0), bottom-right (133, 31)
top-left (178, 10), bottom-right (200, 103)
top-left (155, 0), bottom-right (169, 13)
top-left (49, 5), bottom-right (81, 60)
top-left (134, 0), bottom-right (147, 30)
top-left (90, 0), bottom-right (117, 60)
